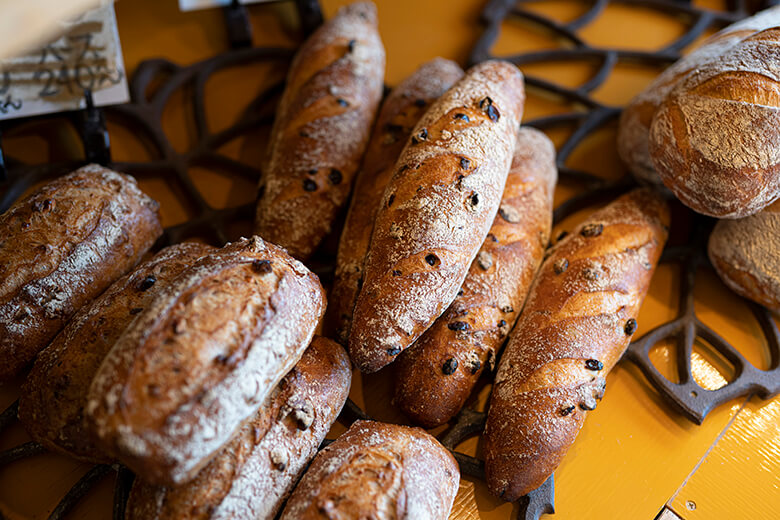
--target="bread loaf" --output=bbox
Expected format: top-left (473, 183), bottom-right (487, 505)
top-left (0, 164), bottom-right (162, 379)
top-left (484, 189), bottom-right (669, 501)
top-left (19, 242), bottom-right (214, 463)
top-left (618, 6), bottom-right (780, 187)
top-left (708, 200), bottom-right (780, 312)
top-left (279, 420), bottom-right (459, 520)
top-left (85, 236), bottom-right (325, 486)
top-left (125, 336), bottom-right (351, 520)
top-left (329, 58), bottom-right (464, 345)
top-left (254, 1), bottom-right (385, 260)
top-left (394, 127), bottom-right (556, 427)
top-left (649, 21), bottom-right (780, 218)
top-left (349, 60), bottom-right (525, 373)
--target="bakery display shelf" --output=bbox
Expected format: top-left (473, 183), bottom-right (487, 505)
top-left (1, 1), bottom-right (779, 520)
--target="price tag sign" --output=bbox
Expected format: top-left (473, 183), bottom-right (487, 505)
top-left (179, 0), bottom-right (273, 12)
top-left (0, 4), bottom-right (129, 120)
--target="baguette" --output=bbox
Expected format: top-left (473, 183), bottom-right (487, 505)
top-left (329, 58), bottom-right (464, 345)
top-left (394, 127), bottom-right (556, 427)
top-left (617, 6), bottom-right (780, 187)
top-left (19, 242), bottom-right (215, 463)
top-left (349, 60), bottom-right (525, 373)
top-left (708, 200), bottom-right (780, 312)
top-left (484, 189), bottom-right (669, 500)
top-left (85, 236), bottom-right (325, 486)
top-left (254, 1), bottom-right (385, 260)
top-left (125, 336), bottom-right (351, 520)
top-left (649, 21), bottom-right (780, 218)
top-left (0, 164), bottom-right (162, 379)
top-left (279, 420), bottom-right (459, 520)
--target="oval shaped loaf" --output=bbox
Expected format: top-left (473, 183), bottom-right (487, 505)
top-left (484, 189), bottom-right (669, 501)
top-left (649, 24), bottom-right (780, 218)
top-left (349, 59), bottom-right (525, 373)
top-left (279, 420), bottom-right (459, 520)
top-left (708, 200), bottom-right (780, 312)
top-left (0, 164), bottom-right (162, 379)
top-left (254, 1), bottom-right (385, 260)
top-left (125, 336), bottom-right (351, 520)
top-left (85, 236), bottom-right (325, 486)
top-left (618, 6), bottom-right (780, 186)
top-left (19, 242), bottom-right (214, 463)
top-left (395, 127), bottom-right (556, 428)
top-left (329, 57), bottom-right (464, 345)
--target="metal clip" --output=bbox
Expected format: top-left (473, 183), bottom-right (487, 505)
top-left (79, 89), bottom-right (111, 166)
top-left (223, 0), bottom-right (253, 49)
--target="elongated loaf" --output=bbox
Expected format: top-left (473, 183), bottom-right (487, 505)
top-left (279, 420), bottom-right (459, 520)
top-left (86, 236), bottom-right (325, 486)
top-left (618, 6), bottom-right (780, 186)
top-left (329, 58), bottom-right (464, 345)
top-left (708, 200), bottom-right (780, 312)
top-left (254, 1), bottom-right (385, 260)
top-left (349, 60), bottom-right (525, 373)
top-left (0, 164), bottom-right (162, 379)
top-left (125, 336), bottom-right (351, 520)
top-left (395, 128), bottom-right (556, 427)
top-left (484, 189), bottom-right (669, 501)
top-left (19, 242), bottom-right (214, 463)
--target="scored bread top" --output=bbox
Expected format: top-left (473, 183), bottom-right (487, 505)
top-left (86, 236), bottom-right (325, 486)
top-left (349, 59), bottom-right (525, 373)
top-left (255, 1), bottom-right (385, 260)
top-left (330, 57), bottom-right (464, 344)
top-left (0, 164), bottom-right (162, 379)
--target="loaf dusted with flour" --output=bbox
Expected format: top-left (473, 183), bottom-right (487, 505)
top-left (484, 189), bottom-right (669, 500)
top-left (255, 1), bottom-right (385, 260)
top-left (19, 242), bottom-right (214, 463)
top-left (86, 236), bottom-right (325, 486)
top-left (395, 127), bottom-right (556, 427)
top-left (279, 420), bottom-right (459, 520)
top-left (708, 200), bottom-right (780, 312)
top-left (125, 336), bottom-right (351, 520)
top-left (0, 164), bottom-right (162, 379)
top-left (349, 60), bottom-right (525, 373)
top-left (329, 58), bottom-right (464, 345)
top-left (649, 20), bottom-right (780, 218)
top-left (618, 6), bottom-right (780, 187)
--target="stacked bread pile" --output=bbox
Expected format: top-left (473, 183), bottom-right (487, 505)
top-left (0, 2), bottom-right (777, 519)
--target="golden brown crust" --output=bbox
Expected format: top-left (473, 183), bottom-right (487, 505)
top-left (19, 242), bottom-right (214, 463)
top-left (329, 58), bottom-right (464, 345)
top-left (125, 336), bottom-right (351, 520)
top-left (254, 2), bottom-right (385, 260)
top-left (618, 6), bottom-right (780, 186)
top-left (708, 200), bottom-right (780, 312)
top-left (85, 236), bottom-right (325, 486)
top-left (0, 164), bottom-right (162, 379)
top-left (394, 128), bottom-right (556, 428)
top-left (484, 189), bottom-right (669, 501)
top-left (349, 60), bottom-right (525, 373)
top-left (279, 420), bottom-right (459, 520)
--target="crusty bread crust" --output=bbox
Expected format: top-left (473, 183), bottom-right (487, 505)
top-left (394, 127), bottom-right (556, 427)
top-left (86, 236), bottom-right (325, 486)
top-left (618, 6), bottom-right (780, 187)
top-left (708, 200), bottom-right (780, 312)
top-left (255, 2), bottom-right (385, 260)
top-left (0, 164), bottom-right (162, 379)
top-left (126, 336), bottom-right (351, 520)
top-left (279, 420), bottom-right (459, 520)
top-left (349, 60), bottom-right (525, 373)
top-left (19, 242), bottom-right (214, 463)
top-left (484, 189), bottom-right (669, 501)
top-left (329, 58), bottom-right (464, 345)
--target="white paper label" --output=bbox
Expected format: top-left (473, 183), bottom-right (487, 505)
top-left (0, 5), bottom-right (129, 120)
top-left (179, 0), bottom-right (273, 12)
